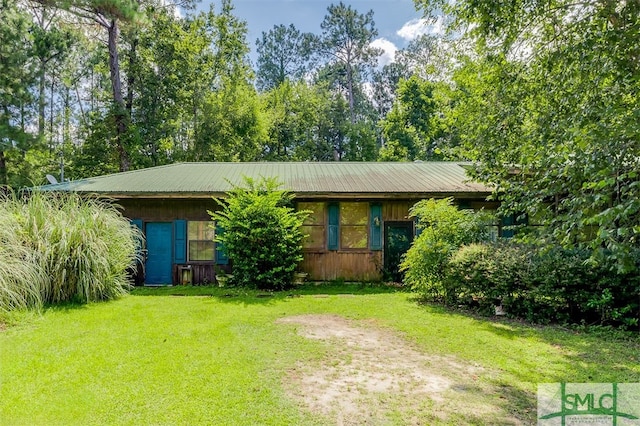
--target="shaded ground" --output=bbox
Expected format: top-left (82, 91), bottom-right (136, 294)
top-left (277, 314), bottom-right (528, 425)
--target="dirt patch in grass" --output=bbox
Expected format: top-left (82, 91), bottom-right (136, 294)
top-left (277, 314), bottom-right (529, 425)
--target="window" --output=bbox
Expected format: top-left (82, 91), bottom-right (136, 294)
top-left (340, 202), bottom-right (368, 249)
top-left (299, 202), bottom-right (325, 250)
top-left (188, 221), bottom-right (215, 261)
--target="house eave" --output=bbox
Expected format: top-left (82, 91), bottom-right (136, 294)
top-left (74, 190), bottom-right (492, 200)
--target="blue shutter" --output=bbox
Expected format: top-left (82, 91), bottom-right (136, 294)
top-left (174, 219), bottom-right (187, 264)
top-left (501, 213), bottom-right (528, 238)
top-left (327, 203), bottom-right (339, 250)
top-left (369, 204), bottom-right (382, 250)
top-left (130, 218), bottom-right (144, 252)
top-left (215, 224), bottom-right (229, 265)
top-left (501, 214), bottom-right (515, 238)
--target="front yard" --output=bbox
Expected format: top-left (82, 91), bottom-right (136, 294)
top-left (1, 284), bottom-right (638, 425)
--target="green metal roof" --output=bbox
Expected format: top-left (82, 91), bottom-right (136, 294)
top-left (43, 162), bottom-right (491, 198)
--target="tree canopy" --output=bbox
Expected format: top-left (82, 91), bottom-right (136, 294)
top-left (412, 0), bottom-right (640, 271)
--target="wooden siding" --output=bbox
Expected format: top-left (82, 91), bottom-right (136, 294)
top-left (174, 264), bottom-right (216, 285)
top-left (382, 201), bottom-right (413, 221)
top-left (300, 251), bottom-right (382, 281)
top-left (118, 198), bottom-right (218, 222)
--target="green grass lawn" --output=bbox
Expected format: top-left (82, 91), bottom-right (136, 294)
top-left (1, 283), bottom-right (638, 425)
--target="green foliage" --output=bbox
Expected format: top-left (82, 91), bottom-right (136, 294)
top-left (400, 198), bottom-right (489, 299)
top-left (262, 82), bottom-right (376, 161)
top-left (414, 0), bottom-right (640, 272)
top-left (379, 75), bottom-right (439, 161)
top-left (0, 0), bottom-right (36, 187)
top-left (261, 80), bottom-right (311, 160)
top-left (445, 242), bottom-right (640, 329)
top-left (195, 80), bottom-right (266, 161)
top-left (255, 24), bottom-right (313, 91)
top-left (0, 191), bottom-right (142, 311)
top-left (210, 177), bottom-right (308, 290)
top-left (315, 2), bottom-right (380, 124)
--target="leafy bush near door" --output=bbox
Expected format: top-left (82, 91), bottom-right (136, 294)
top-left (0, 191), bottom-right (143, 312)
top-left (400, 198), bottom-right (490, 300)
top-left (209, 177), bottom-right (309, 290)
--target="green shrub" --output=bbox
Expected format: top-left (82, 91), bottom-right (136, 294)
top-left (445, 242), bottom-right (640, 329)
top-left (0, 191), bottom-right (143, 311)
top-left (400, 198), bottom-right (490, 299)
top-left (210, 177), bottom-right (308, 290)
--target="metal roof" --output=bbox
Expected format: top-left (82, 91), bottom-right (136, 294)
top-left (42, 162), bottom-right (491, 198)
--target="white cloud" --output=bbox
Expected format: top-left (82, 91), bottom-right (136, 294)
top-left (370, 38), bottom-right (397, 67)
top-left (362, 81), bottom-right (374, 101)
top-left (397, 17), bottom-right (445, 41)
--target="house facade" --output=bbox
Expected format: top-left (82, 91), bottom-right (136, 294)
top-left (46, 162), bottom-right (496, 284)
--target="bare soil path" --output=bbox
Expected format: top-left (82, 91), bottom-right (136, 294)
top-left (277, 314), bottom-right (528, 425)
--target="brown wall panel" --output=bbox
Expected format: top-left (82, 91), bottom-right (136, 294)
top-left (300, 251), bottom-right (382, 281)
top-left (174, 264), bottom-right (216, 285)
top-left (118, 198), bottom-right (219, 222)
top-left (382, 201), bottom-right (413, 222)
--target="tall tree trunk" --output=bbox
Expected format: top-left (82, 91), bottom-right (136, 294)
top-left (49, 76), bottom-right (55, 148)
top-left (63, 86), bottom-right (70, 144)
top-left (38, 59), bottom-right (46, 137)
top-left (107, 18), bottom-right (130, 172)
top-left (125, 34), bottom-right (137, 113)
top-left (346, 64), bottom-right (355, 125)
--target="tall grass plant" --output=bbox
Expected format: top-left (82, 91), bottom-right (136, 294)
top-left (0, 191), bottom-right (142, 311)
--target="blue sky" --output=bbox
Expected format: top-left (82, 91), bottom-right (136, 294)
top-left (198, 0), bottom-right (437, 67)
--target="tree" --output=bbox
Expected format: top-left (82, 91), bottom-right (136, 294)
top-left (28, 1), bottom-right (74, 138)
top-left (371, 62), bottom-right (409, 117)
top-left (210, 0), bottom-right (252, 86)
top-left (261, 80), bottom-right (317, 160)
top-left (255, 24), bottom-right (313, 91)
top-left (379, 75), bottom-right (439, 161)
top-left (315, 2), bottom-right (380, 124)
top-left (395, 34), bottom-right (448, 81)
top-left (128, 5), bottom-right (213, 166)
top-left (210, 177), bottom-right (308, 290)
top-left (34, 0), bottom-right (142, 172)
top-left (0, 0), bottom-right (36, 186)
top-left (195, 80), bottom-right (266, 162)
top-left (414, 0), bottom-right (640, 271)
top-left (189, 1), bottom-right (264, 162)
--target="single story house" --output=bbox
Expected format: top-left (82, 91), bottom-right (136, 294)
top-left (45, 162), bottom-right (498, 285)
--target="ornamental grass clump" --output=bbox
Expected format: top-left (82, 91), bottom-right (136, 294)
top-left (0, 240), bottom-right (46, 312)
top-left (0, 191), bottom-right (143, 311)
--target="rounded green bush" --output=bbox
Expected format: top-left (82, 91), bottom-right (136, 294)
top-left (210, 177), bottom-right (308, 290)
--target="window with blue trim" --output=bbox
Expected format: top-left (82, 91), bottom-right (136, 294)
top-left (298, 202), bottom-right (376, 251)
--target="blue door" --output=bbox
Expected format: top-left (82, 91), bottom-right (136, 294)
top-left (145, 222), bottom-right (173, 285)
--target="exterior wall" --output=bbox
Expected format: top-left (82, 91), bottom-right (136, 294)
top-left (300, 251), bottom-right (382, 281)
top-left (119, 198), bottom-right (221, 285)
top-left (118, 196), bottom-right (494, 284)
top-left (382, 201), bottom-right (413, 221)
top-left (118, 198), bottom-right (216, 221)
